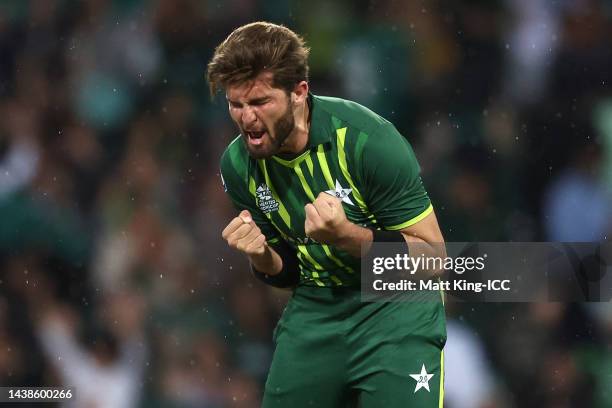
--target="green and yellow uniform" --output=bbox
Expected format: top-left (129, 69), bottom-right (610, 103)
top-left (220, 94), bottom-right (446, 407)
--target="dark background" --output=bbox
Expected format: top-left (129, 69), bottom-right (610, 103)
top-left (0, 0), bottom-right (611, 407)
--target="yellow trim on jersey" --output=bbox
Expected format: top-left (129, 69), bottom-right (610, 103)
top-left (272, 149), bottom-right (311, 167)
top-left (440, 281), bottom-right (446, 408)
top-left (439, 349), bottom-right (445, 408)
top-left (386, 203), bottom-right (434, 231)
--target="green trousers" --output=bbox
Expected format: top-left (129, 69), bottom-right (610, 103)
top-left (262, 286), bottom-right (446, 407)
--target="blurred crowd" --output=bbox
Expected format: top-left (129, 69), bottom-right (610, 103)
top-left (0, 0), bottom-right (611, 407)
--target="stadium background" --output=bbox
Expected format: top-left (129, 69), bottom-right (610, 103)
top-left (0, 0), bottom-right (611, 407)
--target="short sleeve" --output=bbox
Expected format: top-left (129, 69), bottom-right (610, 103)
top-left (219, 151), bottom-right (281, 244)
top-left (360, 123), bottom-right (432, 230)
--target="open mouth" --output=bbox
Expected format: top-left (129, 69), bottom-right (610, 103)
top-left (246, 130), bottom-right (267, 146)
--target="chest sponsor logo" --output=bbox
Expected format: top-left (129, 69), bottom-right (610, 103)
top-left (256, 184), bottom-right (280, 214)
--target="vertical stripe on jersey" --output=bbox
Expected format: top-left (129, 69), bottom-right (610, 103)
top-left (335, 127), bottom-right (379, 227)
top-left (248, 176), bottom-right (256, 196)
top-left (352, 130), bottom-right (380, 228)
top-left (336, 127), bottom-right (368, 210)
top-left (293, 164), bottom-right (316, 202)
top-left (316, 144), bottom-right (335, 190)
top-left (305, 154), bottom-right (315, 177)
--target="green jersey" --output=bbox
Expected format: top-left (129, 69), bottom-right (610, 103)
top-left (220, 94), bottom-right (432, 288)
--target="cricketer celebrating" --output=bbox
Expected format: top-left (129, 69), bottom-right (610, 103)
top-left (208, 21), bottom-right (446, 408)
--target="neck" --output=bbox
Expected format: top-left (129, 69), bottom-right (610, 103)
top-left (278, 98), bottom-right (311, 156)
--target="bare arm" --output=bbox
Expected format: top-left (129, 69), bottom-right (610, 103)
top-left (305, 193), bottom-right (445, 277)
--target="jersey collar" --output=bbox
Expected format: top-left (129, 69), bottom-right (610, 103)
top-left (269, 93), bottom-right (332, 167)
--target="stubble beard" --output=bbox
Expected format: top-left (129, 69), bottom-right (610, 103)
top-left (243, 102), bottom-right (295, 160)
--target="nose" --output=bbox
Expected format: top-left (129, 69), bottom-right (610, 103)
top-left (241, 105), bottom-right (257, 127)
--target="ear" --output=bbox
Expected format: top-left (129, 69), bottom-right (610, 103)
top-left (291, 81), bottom-right (309, 105)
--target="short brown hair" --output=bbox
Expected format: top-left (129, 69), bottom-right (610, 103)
top-left (206, 22), bottom-right (310, 97)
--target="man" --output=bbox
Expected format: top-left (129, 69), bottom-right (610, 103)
top-left (208, 22), bottom-right (446, 407)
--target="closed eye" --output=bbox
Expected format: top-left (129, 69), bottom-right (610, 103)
top-left (249, 98), bottom-right (270, 106)
top-left (227, 97), bottom-right (270, 109)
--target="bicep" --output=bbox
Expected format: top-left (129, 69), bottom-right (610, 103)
top-left (400, 210), bottom-right (446, 276)
top-left (399, 209), bottom-right (444, 244)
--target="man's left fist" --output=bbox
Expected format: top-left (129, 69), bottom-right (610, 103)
top-left (304, 192), bottom-right (349, 245)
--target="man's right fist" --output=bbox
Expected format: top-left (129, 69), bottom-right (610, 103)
top-left (222, 210), bottom-right (268, 256)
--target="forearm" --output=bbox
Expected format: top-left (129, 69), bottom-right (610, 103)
top-left (249, 245), bottom-right (283, 276)
top-left (334, 222), bottom-right (374, 257)
top-left (334, 222), bottom-right (446, 278)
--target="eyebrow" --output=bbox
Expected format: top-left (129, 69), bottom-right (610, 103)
top-left (226, 96), bottom-right (270, 105)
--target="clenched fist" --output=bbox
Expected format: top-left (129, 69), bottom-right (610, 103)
top-left (304, 192), bottom-right (350, 245)
top-left (222, 210), bottom-right (268, 256)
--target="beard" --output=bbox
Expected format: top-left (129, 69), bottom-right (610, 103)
top-left (242, 101), bottom-right (295, 159)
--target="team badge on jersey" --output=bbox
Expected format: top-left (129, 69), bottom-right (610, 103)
top-left (256, 184), bottom-right (280, 214)
top-left (324, 179), bottom-right (354, 205)
top-left (409, 364), bottom-right (434, 393)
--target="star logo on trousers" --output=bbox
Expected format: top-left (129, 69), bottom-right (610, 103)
top-left (409, 364), bottom-right (435, 393)
top-left (324, 180), bottom-right (354, 205)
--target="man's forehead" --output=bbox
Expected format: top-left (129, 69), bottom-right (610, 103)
top-left (226, 72), bottom-right (279, 100)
